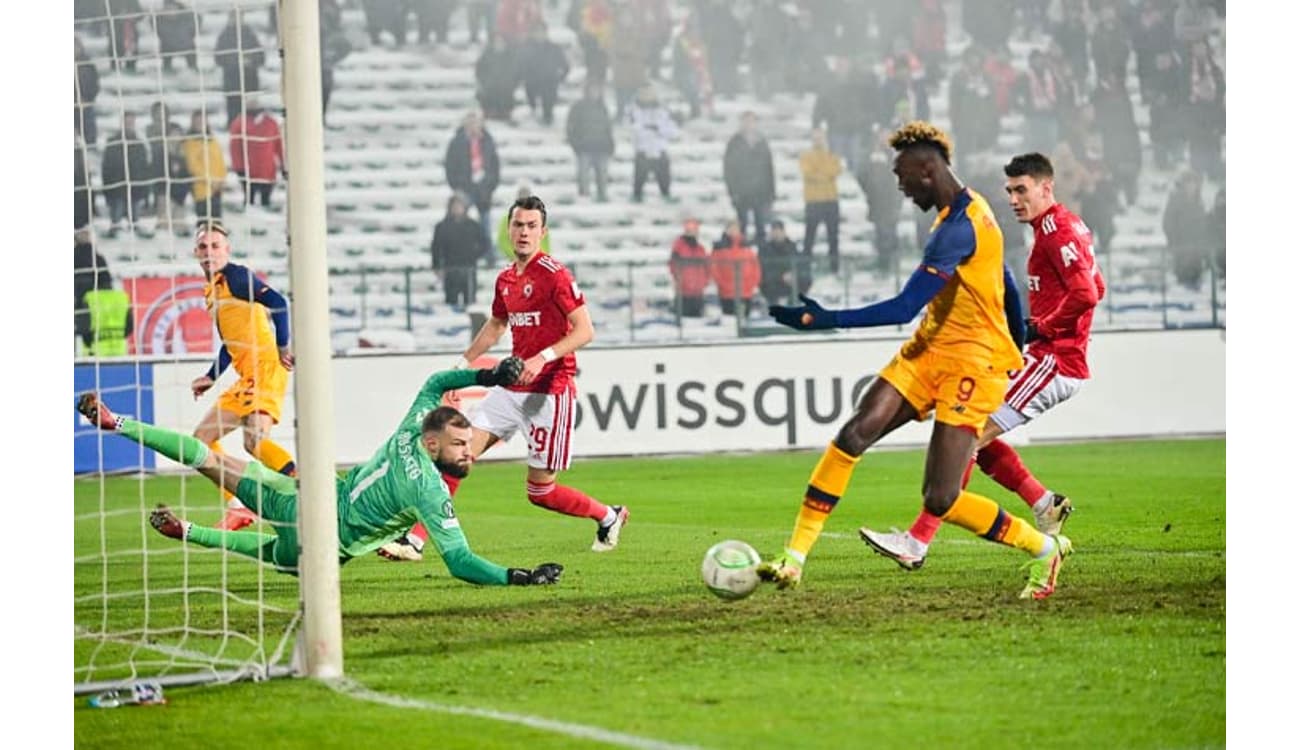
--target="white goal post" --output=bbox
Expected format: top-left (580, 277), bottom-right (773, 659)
top-left (73, 0), bottom-right (340, 694)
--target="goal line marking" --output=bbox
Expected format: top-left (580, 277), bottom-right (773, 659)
top-left (329, 678), bottom-right (708, 750)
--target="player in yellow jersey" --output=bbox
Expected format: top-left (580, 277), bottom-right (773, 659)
top-left (759, 122), bottom-right (1072, 599)
top-left (189, 220), bottom-right (296, 531)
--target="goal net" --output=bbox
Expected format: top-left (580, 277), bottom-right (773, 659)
top-left (74, 0), bottom-right (303, 694)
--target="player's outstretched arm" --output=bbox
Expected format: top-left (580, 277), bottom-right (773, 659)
top-left (436, 542), bottom-right (563, 586)
top-left (769, 267), bottom-right (946, 331)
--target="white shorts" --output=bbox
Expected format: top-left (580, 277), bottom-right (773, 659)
top-left (469, 384), bottom-right (577, 471)
top-left (989, 352), bottom-right (1086, 432)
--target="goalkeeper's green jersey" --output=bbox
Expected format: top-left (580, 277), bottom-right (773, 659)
top-left (334, 369), bottom-right (495, 572)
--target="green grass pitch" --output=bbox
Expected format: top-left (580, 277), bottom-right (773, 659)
top-left (75, 438), bottom-right (1225, 749)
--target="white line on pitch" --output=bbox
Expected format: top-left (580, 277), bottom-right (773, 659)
top-left (329, 678), bottom-right (708, 750)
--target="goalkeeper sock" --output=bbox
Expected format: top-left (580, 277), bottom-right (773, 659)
top-left (787, 441), bottom-right (860, 560)
top-left (526, 481), bottom-right (608, 522)
top-left (942, 490), bottom-right (1049, 557)
top-left (118, 419), bottom-right (210, 468)
top-left (186, 525), bottom-right (278, 561)
top-left (977, 439), bottom-right (1047, 509)
top-left (251, 438), bottom-right (296, 477)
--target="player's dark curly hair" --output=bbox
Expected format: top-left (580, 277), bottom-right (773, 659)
top-left (888, 121), bottom-right (953, 165)
top-left (422, 406), bottom-right (471, 435)
top-left (507, 195), bottom-right (548, 226)
top-left (1004, 153), bottom-right (1055, 179)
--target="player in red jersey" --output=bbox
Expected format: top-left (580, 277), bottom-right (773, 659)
top-left (446, 194), bottom-right (627, 552)
top-left (862, 152), bottom-right (1106, 570)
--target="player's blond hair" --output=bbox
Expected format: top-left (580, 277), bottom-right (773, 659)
top-left (888, 121), bottom-right (954, 164)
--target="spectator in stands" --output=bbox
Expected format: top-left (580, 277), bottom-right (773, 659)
top-left (1015, 49), bottom-right (1060, 155)
top-left (758, 219), bottom-right (809, 306)
top-left (569, 0), bottom-right (612, 85)
top-left (229, 99), bottom-right (285, 210)
top-left (1163, 169), bottom-right (1209, 290)
top-left (962, 0), bottom-right (1012, 55)
top-left (565, 80), bottom-right (614, 203)
top-left (1133, 0), bottom-right (1177, 106)
top-left (183, 110), bottom-right (227, 220)
top-left (671, 13), bottom-right (712, 120)
top-left (1092, 69), bottom-right (1142, 207)
top-left (1091, 3), bottom-right (1133, 88)
top-left (1051, 0), bottom-right (1090, 85)
top-left (215, 9), bottom-right (265, 125)
top-left (74, 229), bottom-right (107, 329)
top-left (431, 193), bottom-right (488, 307)
top-left (362, 0), bottom-right (408, 46)
top-left (855, 127), bottom-right (903, 273)
top-left (669, 215), bottom-right (710, 318)
top-left (912, 0), bottom-right (948, 85)
top-left (812, 57), bottom-right (878, 173)
top-left (633, 0), bottom-right (672, 81)
top-left (799, 127), bottom-right (843, 273)
top-left (519, 24), bottom-right (569, 126)
top-left (748, 0), bottom-right (791, 99)
top-left (444, 111), bottom-right (501, 254)
top-left (627, 86), bottom-right (677, 203)
top-left (880, 52), bottom-right (930, 126)
top-left (1147, 49), bottom-right (1186, 170)
top-left (710, 220), bottom-right (762, 317)
top-left (100, 112), bottom-right (150, 237)
top-left (496, 185), bottom-right (551, 261)
top-left (106, 0), bottom-right (144, 74)
top-left (948, 45), bottom-right (1001, 173)
top-left (475, 35), bottom-right (520, 122)
top-left (145, 101), bottom-right (188, 231)
top-left (1208, 185), bottom-right (1225, 280)
top-left (1184, 38), bottom-right (1224, 183)
top-left (412, 0), bottom-right (457, 45)
top-left (723, 112), bottom-right (777, 243)
top-left (76, 143), bottom-right (94, 231)
top-left (695, 0), bottom-right (743, 96)
top-left (609, 5), bottom-right (650, 121)
top-left (154, 0), bottom-right (199, 73)
top-left (320, 0), bottom-right (352, 123)
top-left (467, 0), bottom-right (499, 45)
top-left (496, 0), bottom-right (542, 48)
top-left (1174, 0), bottom-right (1218, 55)
top-left (75, 36), bottom-right (101, 148)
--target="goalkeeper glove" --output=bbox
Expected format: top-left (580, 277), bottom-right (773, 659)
top-left (475, 356), bottom-right (525, 387)
top-left (1024, 319), bottom-right (1041, 344)
top-left (507, 563), bottom-right (564, 585)
top-left (768, 294), bottom-right (837, 330)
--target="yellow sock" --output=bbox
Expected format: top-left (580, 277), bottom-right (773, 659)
top-left (207, 441), bottom-right (236, 504)
top-left (786, 442), bottom-right (861, 562)
top-left (251, 438), bottom-right (296, 477)
top-left (942, 490), bottom-right (1048, 556)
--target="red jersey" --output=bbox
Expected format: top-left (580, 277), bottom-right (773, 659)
top-left (1026, 203), bottom-right (1107, 379)
top-left (491, 253), bottom-right (585, 394)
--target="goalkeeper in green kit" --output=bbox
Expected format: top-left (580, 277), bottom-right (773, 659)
top-left (77, 358), bottom-right (564, 586)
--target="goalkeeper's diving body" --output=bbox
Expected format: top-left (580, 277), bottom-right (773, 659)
top-left (76, 358), bottom-right (564, 586)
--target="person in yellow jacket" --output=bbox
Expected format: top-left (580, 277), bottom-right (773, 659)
top-left (799, 127), bottom-right (844, 273)
top-left (76, 269), bottom-right (134, 356)
top-left (182, 110), bottom-right (227, 221)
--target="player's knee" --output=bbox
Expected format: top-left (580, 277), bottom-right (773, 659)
top-left (922, 486), bottom-right (960, 517)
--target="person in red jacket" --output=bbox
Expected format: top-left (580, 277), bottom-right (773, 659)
top-left (710, 219), bottom-right (761, 317)
top-left (669, 216), bottom-right (711, 318)
top-left (229, 99), bottom-right (285, 209)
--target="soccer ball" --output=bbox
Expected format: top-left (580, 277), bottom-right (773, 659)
top-left (701, 540), bottom-right (762, 601)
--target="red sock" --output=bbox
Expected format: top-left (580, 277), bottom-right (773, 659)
top-left (526, 480), bottom-right (608, 522)
top-left (960, 456), bottom-right (976, 489)
top-left (976, 439), bottom-right (1047, 509)
top-left (907, 509), bottom-right (944, 545)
